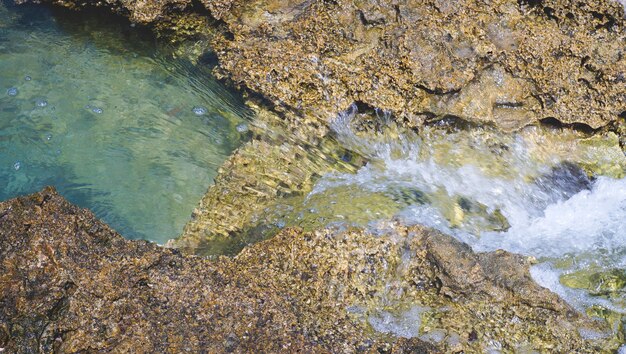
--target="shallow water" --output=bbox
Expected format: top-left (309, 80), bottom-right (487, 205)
top-left (0, 3), bottom-right (250, 243)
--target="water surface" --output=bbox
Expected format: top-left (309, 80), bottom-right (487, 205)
top-left (0, 2), bottom-right (250, 243)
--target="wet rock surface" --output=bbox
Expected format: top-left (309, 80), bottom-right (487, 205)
top-left (0, 188), bottom-right (616, 352)
top-left (173, 108), bottom-right (626, 257)
top-left (169, 104), bottom-right (363, 255)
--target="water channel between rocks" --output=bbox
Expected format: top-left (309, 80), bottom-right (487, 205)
top-left (0, 2), bottom-right (251, 243)
top-left (237, 105), bottom-right (626, 321)
top-left (2, 0), bottom-right (626, 342)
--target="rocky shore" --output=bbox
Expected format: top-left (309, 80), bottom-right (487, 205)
top-left (0, 188), bottom-right (616, 352)
top-left (2, 0), bottom-right (626, 351)
top-left (21, 0), bottom-right (625, 129)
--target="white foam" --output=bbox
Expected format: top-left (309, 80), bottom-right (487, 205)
top-left (319, 107), bottom-right (626, 313)
top-left (368, 306), bottom-right (427, 338)
top-left (474, 176), bottom-right (626, 258)
top-left (323, 121), bottom-right (626, 260)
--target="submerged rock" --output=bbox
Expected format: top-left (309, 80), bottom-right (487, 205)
top-left (169, 105), bottom-right (361, 255)
top-left (0, 188), bottom-right (617, 352)
top-left (561, 268), bottom-right (626, 296)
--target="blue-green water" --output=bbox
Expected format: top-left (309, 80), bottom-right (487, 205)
top-left (0, 2), bottom-right (250, 243)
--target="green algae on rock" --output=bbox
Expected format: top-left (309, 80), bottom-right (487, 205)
top-left (0, 188), bottom-right (619, 352)
top-left (168, 104), bottom-right (362, 255)
top-left (561, 268), bottom-right (626, 296)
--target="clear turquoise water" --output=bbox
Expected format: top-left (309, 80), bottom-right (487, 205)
top-left (0, 2), bottom-right (250, 243)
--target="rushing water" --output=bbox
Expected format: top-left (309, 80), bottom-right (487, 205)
top-left (332, 107), bottom-right (626, 314)
top-left (0, 2), bottom-right (250, 243)
top-left (250, 104), bottom-right (626, 317)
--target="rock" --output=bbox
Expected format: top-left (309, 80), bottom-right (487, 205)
top-left (0, 188), bottom-right (617, 352)
top-left (211, 0), bottom-right (625, 130)
top-left (5, 0), bottom-right (626, 351)
top-left (17, 0), bottom-right (626, 130)
top-left (169, 105), bottom-right (361, 254)
top-left (561, 268), bottom-right (626, 296)
top-left (18, 0), bottom-right (625, 256)
top-left (0, 188), bottom-right (403, 352)
top-left (20, 0), bottom-right (626, 258)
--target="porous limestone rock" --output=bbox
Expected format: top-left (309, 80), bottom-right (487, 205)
top-left (19, 0), bottom-right (626, 130)
top-left (0, 188), bottom-right (618, 352)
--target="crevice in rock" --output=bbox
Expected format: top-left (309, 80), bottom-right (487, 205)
top-left (580, 55), bottom-right (591, 68)
top-left (393, 5), bottom-right (401, 23)
top-left (517, 0), bottom-right (543, 10)
top-left (590, 11), bottom-right (618, 32)
top-left (357, 10), bottom-right (386, 27)
top-left (539, 117), bottom-right (597, 134)
top-left (242, 88), bottom-right (293, 122)
top-left (423, 114), bottom-right (479, 131)
top-left (352, 100), bottom-right (379, 115)
top-left (494, 101), bottom-right (524, 109)
top-left (543, 6), bottom-right (559, 22)
top-left (46, 296), bottom-right (71, 321)
top-left (577, 77), bottom-right (596, 91)
top-left (414, 83), bottom-right (461, 96)
top-left (189, 0), bottom-right (211, 15)
top-left (197, 50), bottom-right (220, 67)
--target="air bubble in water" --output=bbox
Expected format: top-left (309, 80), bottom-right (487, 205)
top-left (13, 161), bottom-right (21, 171)
top-left (192, 106), bottom-right (207, 116)
top-left (7, 87), bottom-right (18, 96)
top-left (91, 107), bottom-right (103, 114)
top-left (236, 123), bottom-right (249, 133)
top-left (36, 99), bottom-right (48, 107)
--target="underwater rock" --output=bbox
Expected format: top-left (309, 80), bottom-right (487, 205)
top-left (535, 161), bottom-right (593, 201)
top-left (168, 104), bottom-right (361, 255)
top-left (561, 268), bottom-right (626, 296)
top-left (0, 188), bottom-right (617, 352)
